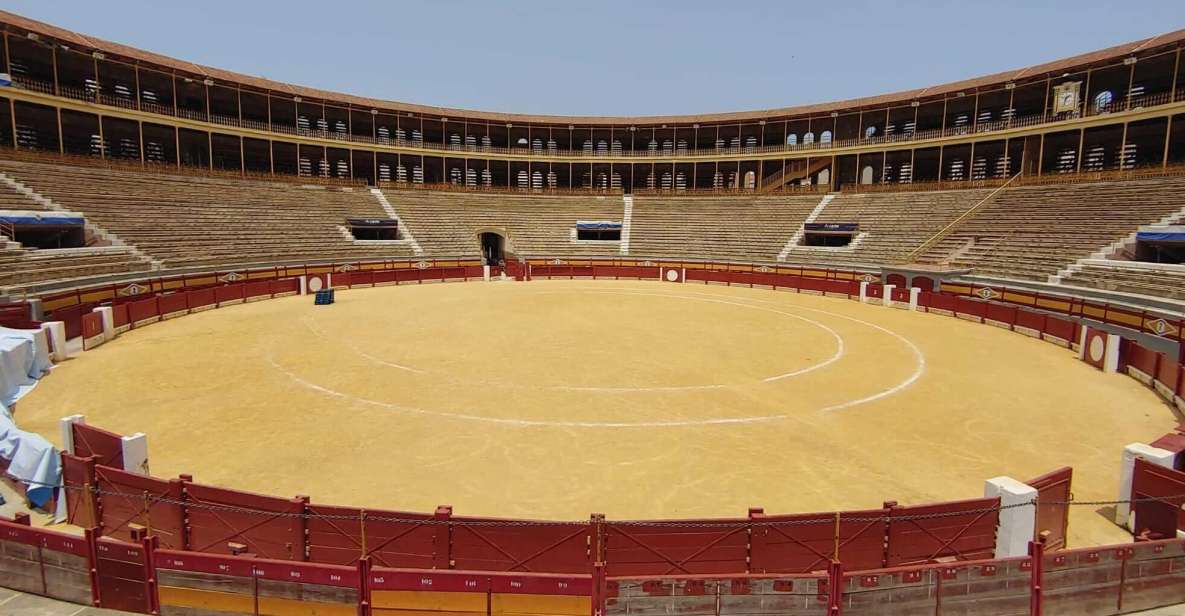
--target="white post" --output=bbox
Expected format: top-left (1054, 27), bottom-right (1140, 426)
top-left (121, 433), bottom-right (149, 474)
top-left (40, 321), bottom-right (67, 362)
top-left (1102, 333), bottom-right (1121, 373)
top-left (859, 281), bottom-right (869, 303)
top-left (984, 477), bottom-right (1038, 558)
top-left (59, 414), bottom-right (86, 454)
top-left (483, 265), bottom-right (491, 282)
top-left (1116, 443), bottom-right (1177, 529)
top-left (299, 275), bottom-right (309, 295)
top-left (883, 284), bottom-right (896, 308)
top-left (94, 306), bottom-right (115, 341)
top-left (908, 287), bottom-right (920, 311)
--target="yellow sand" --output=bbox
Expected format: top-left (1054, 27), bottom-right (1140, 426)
top-left (12, 280), bottom-right (1177, 547)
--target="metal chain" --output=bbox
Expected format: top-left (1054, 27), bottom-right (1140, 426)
top-left (19, 478), bottom-right (1185, 529)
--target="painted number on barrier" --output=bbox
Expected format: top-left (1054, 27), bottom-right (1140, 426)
top-left (557, 582), bottom-right (568, 590)
top-left (373, 576), bottom-right (386, 584)
top-left (289, 571), bottom-right (302, 579)
top-left (510, 581), bottom-right (523, 589)
top-left (465, 580), bottom-right (478, 589)
top-left (420, 577), bottom-right (433, 586)
top-left (330, 574), bottom-right (342, 582)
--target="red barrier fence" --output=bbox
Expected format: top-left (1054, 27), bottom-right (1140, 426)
top-left (8, 509), bottom-right (1185, 616)
top-left (1131, 458), bottom-right (1185, 540)
top-left (70, 422), bottom-right (124, 469)
top-left (1028, 467), bottom-right (1073, 551)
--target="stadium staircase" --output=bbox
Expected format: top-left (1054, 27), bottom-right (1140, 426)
top-left (777, 193), bottom-right (836, 261)
top-left (759, 158), bottom-right (831, 193)
top-left (1052, 201), bottom-right (1185, 284)
top-left (369, 188), bottom-right (424, 256)
top-left (619, 194), bottom-right (633, 255)
top-left (904, 173), bottom-right (1020, 265)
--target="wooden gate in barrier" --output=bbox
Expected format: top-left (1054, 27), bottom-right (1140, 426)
top-left (71, 422), bottom-right (124, 468)
top-left (1132, 458), bottom-right (1185, 540)
top-left (1029, 466), bottom-right (1073, 550)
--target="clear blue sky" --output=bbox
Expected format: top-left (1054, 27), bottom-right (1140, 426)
top-left (4, 1), bottom-right (1182, 116)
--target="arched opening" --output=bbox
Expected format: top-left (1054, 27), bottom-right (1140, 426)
top-left (820, 130), bottom-right (833, 144)
top-left (912, 276), bottom-right (935, 292)
top-left (786, 133), bottom-right (798, 146)
top-left (817, 168), bottom-right (831, 186)
top-left (1093, 90), bottom-right (1113, 113)
top-left (860, 165), bottom-right (874, 185)
top-left (480, 232), bottom-right (505, 266)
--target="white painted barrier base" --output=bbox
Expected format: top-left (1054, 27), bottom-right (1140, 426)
top-left (1116, 443), bottom-right (1177, 529)
top-left (984, 477), bottom-right (1037, 558)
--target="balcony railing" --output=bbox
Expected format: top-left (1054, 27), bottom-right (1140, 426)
top-left (7, 74), bottom-right (1184, 160)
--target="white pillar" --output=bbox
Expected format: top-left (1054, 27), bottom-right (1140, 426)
top-left (908, 287), bottom-right (920, 311)
top-left (883, 284), bottom-right (896, 308)
top-left (1103, 333), bottom-right (1121, 373)
top-left (93, 306), bottom-right (115, 341)
top-left (1116, 443), bottom-right (1177, 529)
top-left (859, 281), bottom-right (870, 303)
top-left (299, 275), bottom-right (309, 295)
top-left (483, 265), bottom-right (491, 282)
top-left (984, 477), bottom-right (1038, 558)
top-left (40, 321), bottom-right (67, 362)
top-left (121, 433), bottom-right (149, 474)
top-left (59, 414), bottom-right (86, 454)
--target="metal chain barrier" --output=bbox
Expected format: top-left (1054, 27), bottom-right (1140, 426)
top-left (17, 478), bottom-right (1185, 529)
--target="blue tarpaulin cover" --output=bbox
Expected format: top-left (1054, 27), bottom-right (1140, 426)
top-left (0, 326), bottom-right (59, 508)
top-left (0, 212), bottom-right (84, 226)
top-left (576, 221), bottom-right (622, 230)
top-left (1137, 231), bottom-right (1185, 242)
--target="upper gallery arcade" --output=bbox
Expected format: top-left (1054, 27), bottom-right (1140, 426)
top-left (1, 10), bottom-right (1184, 191)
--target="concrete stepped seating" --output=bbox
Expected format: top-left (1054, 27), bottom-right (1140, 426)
top-left (0, 159), bottom-right (415, 269)
top-left (918, 178), bottom-right (1185, 280)
top-left (0, 181), bottom-right (152, 289)
top-left (628, 194), bottom-right (820, 262)
top-left (1062, 263), bottom-right (1185, 300)
top-left (385, 189), bottom-right (624, 258)
top-left (781, 189), bottom-right (991, 267)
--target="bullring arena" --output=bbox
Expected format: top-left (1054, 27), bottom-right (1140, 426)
top-left (12, 278), bottom-right (1172, 548)
top-left (2, 7), bottom-right (1185, 616)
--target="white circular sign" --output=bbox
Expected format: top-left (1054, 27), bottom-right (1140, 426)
top-left (308, 276), bottom-right (323, 292)
top-left (665, 269), bottom-right (679, 282)
top-left (1088, 335), bottom-right (1105, 362)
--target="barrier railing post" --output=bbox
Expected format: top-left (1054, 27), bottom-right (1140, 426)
top-left (178, 474), bottom-right (193, 551)
top-left (1028, 540), bottom-right (1045, 616)
top-left (434, 505), bottom-right (453, 568)
top-left (84, 527), bottom-right (102, 607)
top-left (591, 562), bottom-right (606, 616)
top-left (357, 555), bottom-right (372, 616)
top-left (294, 495), bottom-right (310, 561)
top-left (141, 534), bottom-right (160, 615)
top-left (827, 560), bottom-right (843, 615)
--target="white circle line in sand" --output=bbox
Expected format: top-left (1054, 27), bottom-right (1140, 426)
top-left (267, 284), bottom-right (926, 426)
top-left (300, 287), bottom-right (845, 392)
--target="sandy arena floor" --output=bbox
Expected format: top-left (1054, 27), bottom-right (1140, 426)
top-left (11, 279), bottom-right (1178, 547)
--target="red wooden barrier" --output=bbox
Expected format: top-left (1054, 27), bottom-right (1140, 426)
top-left (449, 517), bottom-right (591, 573)
top-left (1126, 341), bottom-right (1161, 378)
top-left (1042, 315), bottom-right (1078, 345)
top-left (61, 454), bottom-right (98, 528)
top-left (244, 280), bottom-right (272, 299)
top-left (1131, 458), bottom-right (1185, 539)
top-left (156, 292), bottom-right (188, 316)
top-left (93, 463), bottom-right (187, 549)
top-left (603, 519), bottom-right (750, 576)
top-left (71, 423), bottom-right (125, 469)
top-left (214, 283), bottom-right (246, 304)
top-left (1014, 307), bottom-right (1047, 333)
top-left (126, 297), bottom-right (159, 326)
top-left (885, 498), bottom-right (999, 566)
top-left (93, 537), bottom-right (153, 613)
top-left (185, 287), bottom-right (216, 309)
top-left (183, 482), bottom-right (306, 561)
top-left (1028, 467), bottom-right (1073, 550)
top-left (305, 503), bottom-right (437, 568)
top-left (750, 509), bottom-right (887, 573)
top-left (80, 312), bottom-right (104, 348)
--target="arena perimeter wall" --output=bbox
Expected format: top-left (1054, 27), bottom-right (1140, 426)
top-left (5, 256), bottom-right (1185, 613)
